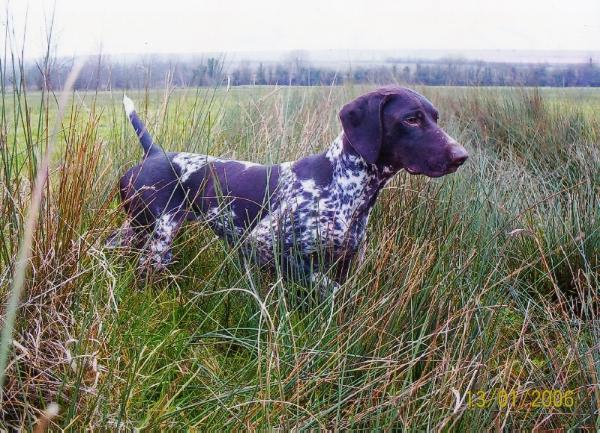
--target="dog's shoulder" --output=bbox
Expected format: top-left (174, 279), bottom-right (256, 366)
top-left (291, 152), bottom-right (334, 189)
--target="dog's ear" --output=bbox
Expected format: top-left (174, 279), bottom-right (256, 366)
top-left (339, 92), bottom-right (389, 164)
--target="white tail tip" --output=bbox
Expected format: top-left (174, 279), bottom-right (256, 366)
top-left (123, 94), bottom-right (135, 116)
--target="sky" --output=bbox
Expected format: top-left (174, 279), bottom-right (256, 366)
top-left (4, 0), bottom-right (600, 59)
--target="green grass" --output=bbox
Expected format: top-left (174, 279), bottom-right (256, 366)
top-left (1, 79), bottom-right (599, 430)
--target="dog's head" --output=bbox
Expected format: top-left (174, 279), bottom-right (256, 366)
top-left (339, 86), bottom-right (468, 177)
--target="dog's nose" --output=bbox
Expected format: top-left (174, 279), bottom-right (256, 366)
top-left (449, 147), bottom-right (469, 166)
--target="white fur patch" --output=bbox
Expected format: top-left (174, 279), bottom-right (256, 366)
top-left (123, 94), bottom-right (135, 116)
top-left (325, 134), bottom-right (344, 162)
top-left (172, 153), bottom-right (220, 183)
top-left (172, 153), bottom-right (259, 183)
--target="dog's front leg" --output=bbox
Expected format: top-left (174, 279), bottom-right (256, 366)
top-left (281, 254), bottom-right (340, 300)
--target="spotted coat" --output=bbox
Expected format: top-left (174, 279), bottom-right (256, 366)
top-left (248, 135), bottom-right (393, 269)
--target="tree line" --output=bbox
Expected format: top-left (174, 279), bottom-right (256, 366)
top-left (15, 55), bottom-right (600, 90)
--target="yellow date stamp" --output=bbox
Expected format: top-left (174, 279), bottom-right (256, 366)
top-left (466, 388), bottom-right (575, 410)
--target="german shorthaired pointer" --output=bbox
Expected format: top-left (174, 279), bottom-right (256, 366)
top-left (109, 87), bottom-right (468, 293)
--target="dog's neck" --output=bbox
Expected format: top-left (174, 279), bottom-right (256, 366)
top-left (325, 133), bottom-right (396, 216)
top-left (326, 133), bottom-right (396, 183)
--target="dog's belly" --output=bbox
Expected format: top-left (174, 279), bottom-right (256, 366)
top-left (245, 199), bottom-right (367, 265)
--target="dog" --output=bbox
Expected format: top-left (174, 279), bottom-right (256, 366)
top-left (108, 87), bottom-right (468, 293)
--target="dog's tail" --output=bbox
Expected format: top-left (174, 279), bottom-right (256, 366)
top-left (123, 94), bottom-right (162, 156)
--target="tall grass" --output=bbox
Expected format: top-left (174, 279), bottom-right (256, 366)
top-left (1, 45), bottom-right (599, 432)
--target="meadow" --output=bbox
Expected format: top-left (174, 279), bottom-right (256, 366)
top-left (0, 80), bottom-right (598, 430)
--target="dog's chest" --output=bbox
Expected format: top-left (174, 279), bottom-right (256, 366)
top-left (249, 160), bottom-right (379, 261)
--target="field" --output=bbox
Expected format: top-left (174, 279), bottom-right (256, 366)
top-left (0, 82), bottom-right (599, 431)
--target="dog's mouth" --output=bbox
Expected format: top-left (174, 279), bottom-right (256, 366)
top-left (445, 163), bottom-right (461, 174)
top-left (405, 163), bottom-right (462, 178)
top-left (405, 166), bottom-right (444, 177)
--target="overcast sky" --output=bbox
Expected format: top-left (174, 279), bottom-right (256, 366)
top-left (5, 0), bottom-right (600, 59)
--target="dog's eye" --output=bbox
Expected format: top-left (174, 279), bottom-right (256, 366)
top-left (404, 116), bottom-right (420, 127)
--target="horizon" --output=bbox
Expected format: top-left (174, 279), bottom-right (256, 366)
top-left (19, 48), bottom-right (600, 67)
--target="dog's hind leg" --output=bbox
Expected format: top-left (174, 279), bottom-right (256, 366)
top-left (138, 211), bottom-right (186, 272)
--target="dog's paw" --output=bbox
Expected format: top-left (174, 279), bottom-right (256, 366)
top-left (137, 251), bottom-right (174, 278)
top-left (162, 250), bottom-right (174, 266)
top-left (311, 272), bottom-right (341, 300)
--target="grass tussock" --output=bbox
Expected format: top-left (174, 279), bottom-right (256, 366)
top-left (0, 53), bottom-right (599, 430)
